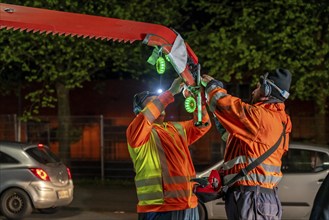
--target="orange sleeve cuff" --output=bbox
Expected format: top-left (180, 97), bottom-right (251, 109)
top-left (158, 90), bottom-right (174, 106)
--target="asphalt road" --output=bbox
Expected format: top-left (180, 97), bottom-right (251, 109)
top-left (0, 182), bottom-right (139, 220)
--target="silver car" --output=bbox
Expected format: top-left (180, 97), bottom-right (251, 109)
top-left (0, 141), bottom-right (74, 220)
top-left (196, 143), bottom-right (329, 220)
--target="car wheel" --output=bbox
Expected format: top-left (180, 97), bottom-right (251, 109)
top-left (38, 207), bottom-right (59, 214)
top-left (198, 202), bottom-right (207, 220)
top-left (0, 188), bottom-right (33, 220)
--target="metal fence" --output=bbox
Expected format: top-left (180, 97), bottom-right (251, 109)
top-left (1, 114), bottom-right (328, 180)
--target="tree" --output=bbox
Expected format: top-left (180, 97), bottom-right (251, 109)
top-left (185, 0), bottom-right (329, 143)
top-left (2, 0), bottom-right (328, 147)
top-left (0, 0), bottom-right (189, 163)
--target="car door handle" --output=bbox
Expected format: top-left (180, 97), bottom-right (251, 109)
top-left (318, 179), bottom-right (324, 183)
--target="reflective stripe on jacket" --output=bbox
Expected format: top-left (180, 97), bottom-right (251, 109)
top-left (126, 91), bottom-right (211, 213)
top-left (206, 85), bottom-right (292, 189)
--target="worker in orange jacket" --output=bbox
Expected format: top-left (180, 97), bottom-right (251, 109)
top-left (126, 77), bottom-right (211, 220)
top-left (201, 69), bottom-right (292, 220)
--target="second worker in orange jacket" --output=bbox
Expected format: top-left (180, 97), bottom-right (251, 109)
top-left (201, 69), bottom-right (292, 220)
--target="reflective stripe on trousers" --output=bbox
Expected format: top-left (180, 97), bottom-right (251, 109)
top-left (225, 186), bottom-right (282, 220)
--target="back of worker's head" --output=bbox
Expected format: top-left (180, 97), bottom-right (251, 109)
top-left (259, 68), bottom-right (292, 102)
top-left (133, 91), bottom-right (157, 114)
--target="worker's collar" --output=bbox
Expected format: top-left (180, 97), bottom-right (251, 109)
top-left (264, 96), bottom-right (284, 103)
top-left (255, 101), bottom-right (285, 111)
top-left (154, 122), bottom-right (167, 128)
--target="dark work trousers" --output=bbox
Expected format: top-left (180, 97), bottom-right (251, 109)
top-left (138, 206), bottom-right (199, 220)
top-left (225, 186), bottom-right (282, 220)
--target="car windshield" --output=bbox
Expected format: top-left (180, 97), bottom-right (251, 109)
top-left (26, 147), bottom-right (60, 164)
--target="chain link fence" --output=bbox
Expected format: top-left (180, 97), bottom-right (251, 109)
top-left (1, 114), bottom-right (328, 180)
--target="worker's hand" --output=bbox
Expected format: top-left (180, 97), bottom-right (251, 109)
top-left (201, 74), bottom-right (215, 87)
top-left (182, 85), bottom-right (192, 98)
top-left (201, 74), bottom-right (224, 88)
top-left (168, 77), bottom-right (184, 95)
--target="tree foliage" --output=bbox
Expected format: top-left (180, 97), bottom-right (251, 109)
top-left (0, 0), bottom-right (190, 161)
top-left (0, 0), bottom-right (189, 116)
top-left (0, 0), bottom-right (328, 136)
top-left (186, 0), bottom-right (329, 113)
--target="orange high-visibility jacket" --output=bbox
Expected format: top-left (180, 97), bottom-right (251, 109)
top-left (206, 85), bottom-right (292, 189)
top-left (126, 91), bottom-right (211, 213)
